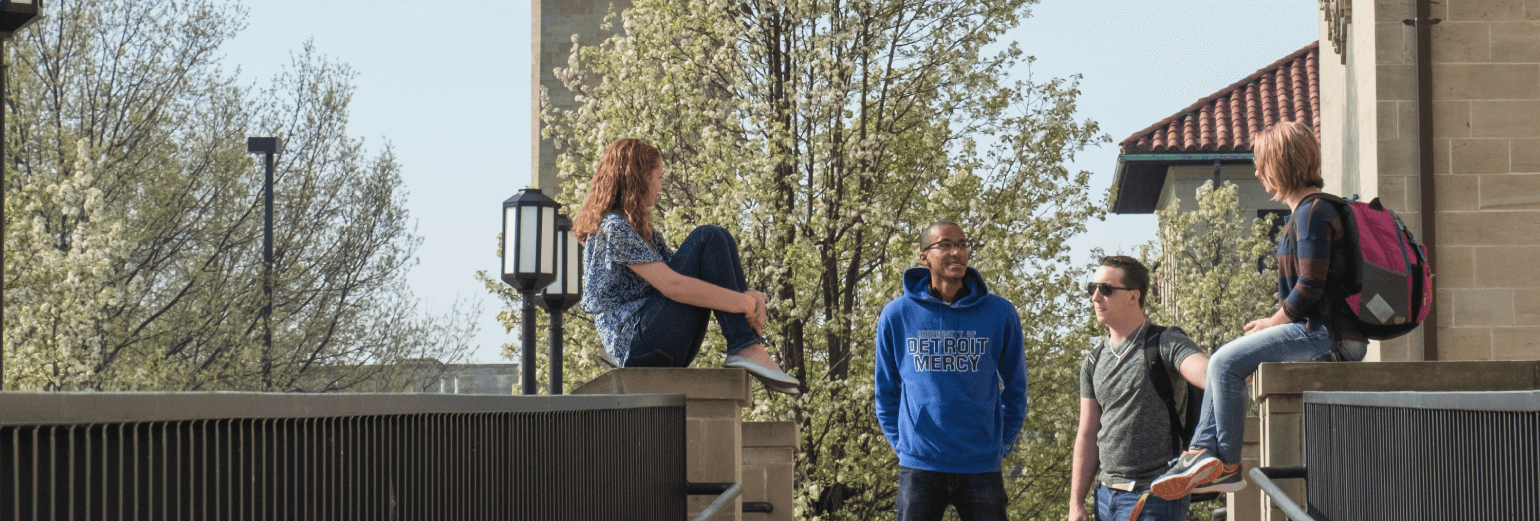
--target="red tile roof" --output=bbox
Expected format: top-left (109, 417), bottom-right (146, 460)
top-left (1120, 42), bottom-right (1321, 154)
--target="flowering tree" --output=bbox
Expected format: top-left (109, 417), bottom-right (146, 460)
top-left (484, 0), bottom-right (1109, 518)
top-left (1138, 181), bottom-right (1279, 520)
top-left (2, 0), bottom-right (475, 391)
top-left (1140, 181), bottom-right (1280, 354)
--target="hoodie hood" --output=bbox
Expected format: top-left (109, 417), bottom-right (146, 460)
top-left (903, 266), bottom-right (991, 309)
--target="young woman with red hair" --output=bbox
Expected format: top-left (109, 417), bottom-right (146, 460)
top-left (1149, 121), bottom-right (1367, 501)
top-left (574, 138), bottom-right (800, 395)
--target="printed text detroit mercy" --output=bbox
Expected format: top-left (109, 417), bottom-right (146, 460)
top-left (907, 330), bottom-right (989, 372)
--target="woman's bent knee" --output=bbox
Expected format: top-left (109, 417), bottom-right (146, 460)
top-left (687, 224), bottom-right (736, 247)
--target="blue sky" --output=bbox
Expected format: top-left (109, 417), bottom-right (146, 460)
top-left (219, 0), bottom-right (1319, 364)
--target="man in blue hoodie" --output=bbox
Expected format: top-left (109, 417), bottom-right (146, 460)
top-left (875, 221), bottom-right (1029, 521)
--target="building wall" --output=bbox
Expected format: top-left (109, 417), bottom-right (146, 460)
top-left (1422, 0), bottom-right (1540, 361)
top-left (1322, 0), bottom-right (1540, 362)
top-left (1157, 164), bottom-right (1288, 217)
top-left (1318, 0), bottom-right (1388, 208)
top-left (1318, 14), bottom-right (1351, 195)
top-left (428, 364), bottom-right (523, 395)
top-left (533, 0), bottom-right (632, 191)
top-left (1367, 0), bottom-right (1422, 361)
top-left (1318, 0), bottom-right (1401, 362)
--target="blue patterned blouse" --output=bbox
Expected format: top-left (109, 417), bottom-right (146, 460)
top-left (580, 213), bottom-right (673, 366)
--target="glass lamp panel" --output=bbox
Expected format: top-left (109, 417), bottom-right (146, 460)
top-left (539, 206), bottom-right (556, 275)
top-left (545, 231), bottom-right (567, 295)
top-left (518, 206), bottom-right (539, 273)
top-left (564, 232), bottom-right (581, 294)
top-left (503, 206), bottom-right (519, 276)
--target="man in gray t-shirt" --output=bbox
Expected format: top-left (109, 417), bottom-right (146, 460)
top-left (1068, 256), bottom-right (1208, 521)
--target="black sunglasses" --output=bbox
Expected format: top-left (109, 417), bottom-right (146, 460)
top-left (1085, 282), bottom-right (1133, 297)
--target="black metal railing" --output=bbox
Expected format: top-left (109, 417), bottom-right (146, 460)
top-left (1300, 390), bottom-right (1540, 520)
top-left (1, 392), bottom-right (685, 520)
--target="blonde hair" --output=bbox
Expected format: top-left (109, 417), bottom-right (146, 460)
top-left (574, 139), bottom-right (662, 243)
top-left (1252, 121), bottom-right (1323, 195)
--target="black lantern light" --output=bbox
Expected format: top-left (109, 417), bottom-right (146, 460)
top-left (500, 188), bottom-right (560, 395)
top-left (0, 0), bottom-right (42, 37)
top-left (538, 214), bottom-right (582, 394)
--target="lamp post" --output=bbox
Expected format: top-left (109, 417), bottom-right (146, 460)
top-left (1, 0), bottom-right (43, 390)
top-left (247, 137), bottom-right (278, 390)
top-left (537, 214), bottom-right (582, 395)
top-left (501, 188), bottom-right (559, 395)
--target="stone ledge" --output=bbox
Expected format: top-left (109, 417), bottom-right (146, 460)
top-left (743, 421), bottom-right (800, 450)
top-left (1253, 361), bottom-right (1540, 397)
top-left (573, 368), bottom-right (754, 407)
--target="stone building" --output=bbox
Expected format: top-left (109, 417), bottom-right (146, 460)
top-left (1316, 0), bottom-right (1539, 362)
top-left (530, 0), bottom-right (631, 192)
top-left (1114, 2), bottom-right (1538, 519)
top-left (1110, 43), bottom-right (1314, 223)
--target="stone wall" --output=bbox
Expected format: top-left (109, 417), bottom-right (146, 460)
top-left (742, 422), bottom-right (799, 521)
top-left (532, 0), bottom-right (633, 191)
top-left (1421, 0), bottom-right (1540, 361)
top-left (574, 368), bottom-right (801, 521)
top-left (1319, 0), bottom-right (1540, 362)
top-left (1157, 164), bottom-right (1288, 217)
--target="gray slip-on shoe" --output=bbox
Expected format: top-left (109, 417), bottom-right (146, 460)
top-left (723, 354), bottom-right (801, 396)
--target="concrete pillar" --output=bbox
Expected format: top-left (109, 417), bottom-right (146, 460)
top-left (1257, 394), bottom-right (1305, 521)
top-left (742, 421), bottom-right (799, 521)
top-left (573, 368), bottom-right (753, 521)
top-left (1228, 417), bottom-right (1262, 521)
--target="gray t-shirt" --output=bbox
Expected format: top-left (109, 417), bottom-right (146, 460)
top-left (1079, 323), bottom-right (1203, 485)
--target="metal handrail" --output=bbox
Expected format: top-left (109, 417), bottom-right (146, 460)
top-left (1248, 466), bottom-right (1313, 521)
top-left (689, 483), bottom-right (744, 521)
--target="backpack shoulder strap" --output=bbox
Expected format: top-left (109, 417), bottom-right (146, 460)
top-left (1298, 192), bottom-right (1361, 339)
top-left (1142, 323), bottom-right (1185, 455)
top-left (1300, 191), bottom-right (1347, 209)
top-left (1087, 335), bottom-right (1105, 367)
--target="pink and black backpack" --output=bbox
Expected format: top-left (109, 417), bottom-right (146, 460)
top-left (1302, 193), bottom-right (1434, 340)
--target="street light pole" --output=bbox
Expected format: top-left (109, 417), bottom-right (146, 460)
top-left (538, 214), bottom-right (582, 395)
top-left (1, 0), bottom-right (44, 391)
top-left (2, 26), bottom-right (8, 391)
top-left (500, 188), bottom-right (559, 395)
top-left (247, 137), bottom-right (278, 390)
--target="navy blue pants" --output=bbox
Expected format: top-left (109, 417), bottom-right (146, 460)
top-left (896, 466), bottom-right (1008, 521)
top-left (624, 225), bottom-right (764, 367)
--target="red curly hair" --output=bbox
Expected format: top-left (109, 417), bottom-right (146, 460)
top-left (574, 138), bottom-right (662, 244)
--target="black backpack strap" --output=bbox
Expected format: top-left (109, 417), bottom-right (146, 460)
top-left (1297, 192), bottom-right (1359, 344)
top-left (1141, 324), bottom-right (1184, 456)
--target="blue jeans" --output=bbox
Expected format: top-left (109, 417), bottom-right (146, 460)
top-left (896, 466), bottom-right (1007, 521)
top-left (1189, 322), bottom-right (1334, 463)
top-left (624, 225), bottom-right (764, 367)
top-left (1094, 484), bottom-right (1190, 521)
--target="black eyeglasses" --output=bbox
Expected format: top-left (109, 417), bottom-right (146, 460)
top-left (922, 240), bottom-right (973, 253)
top-left (1085, 282), bottom-right (1133, 297)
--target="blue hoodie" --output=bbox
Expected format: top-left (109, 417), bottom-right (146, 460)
top-left (875, 267), bottom-right (1028, 474)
